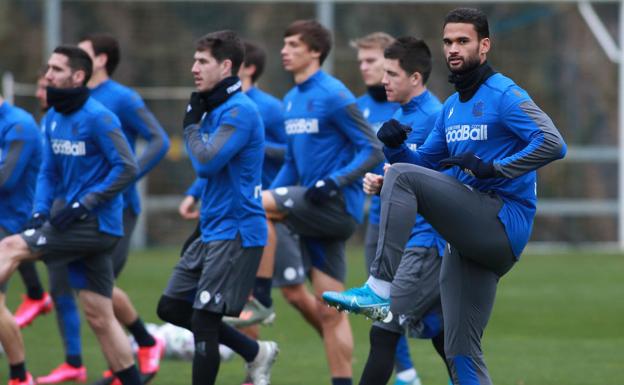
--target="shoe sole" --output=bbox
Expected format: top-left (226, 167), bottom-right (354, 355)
top-left (323, 296), bottom-right (391, 322)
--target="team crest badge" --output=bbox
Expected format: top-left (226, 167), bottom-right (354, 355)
top-left (472, 101), bottom-right (485, 117)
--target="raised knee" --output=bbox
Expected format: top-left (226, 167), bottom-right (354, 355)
top-left (157, 295), bottom-right (192, 327)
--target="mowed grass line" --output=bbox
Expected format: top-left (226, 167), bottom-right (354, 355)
top-left (3, 248), bottom-right (622, 385)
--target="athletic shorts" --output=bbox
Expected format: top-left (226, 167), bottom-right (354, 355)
top-left (270, 186), bottom-right (356, 282)
top-left (20, 218), bottom-right (118, 297)
top-left (111, 208), bottom-right (138, 277)
top-left (364, 222), bottom-right (379, 273)
top-left (163, 236), bottom-right (263, 316)
top-left (374, 246), bottom-right (442, 334)
top-left (272, 223), bottom-right (308, 288)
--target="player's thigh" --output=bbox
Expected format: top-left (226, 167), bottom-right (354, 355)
top-left (272, 223), bottom-right (307, 288)
top-left (269, 186), bottom-right (356, 240)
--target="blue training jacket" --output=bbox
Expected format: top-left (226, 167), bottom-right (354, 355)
top-left (184, 92), bottom-right (267, 248)
top-left (393, 90), bottom-right (446, 255)
top-left (272, 70), bottom-right (383, 223)
top-left (185, 86), bottom-right (287, 198)
top-left (37, 98), bottom-right (138, 237)
top-left (384, 73), bottom-right (567, 257)
top-left (91, 79), bottom-right (170, 215)
top-left (247, 87), bottom-right (287, 189)
top-left (355, 91), bottom-right (399, 226)
top-left (0, 102), bottom-right (42, 234)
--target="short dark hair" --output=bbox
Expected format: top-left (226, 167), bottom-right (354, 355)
top-left (284, 20), bottom-right (332, 65)
top-left (53, 45), bottom-right (93, 86)
top-left (384, 36), bottom-right (432, 84)
top-left (80, 33), bottom-right (120, 76)
top-left (243, 41), bottom-right (266, 83)
top-left (196, 30), bottom-right (245, 76)
top-left (444, 8), bottom-right (490, 40)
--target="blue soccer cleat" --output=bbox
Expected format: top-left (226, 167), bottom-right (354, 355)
top-left (322, 284), bottom-right (392, 322)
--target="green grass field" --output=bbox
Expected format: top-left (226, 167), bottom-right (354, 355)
top-left (3, 247), bottom-right (623, 385)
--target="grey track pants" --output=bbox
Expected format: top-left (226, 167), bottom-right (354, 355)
top-left (370, 163), bottom-right (516, 385)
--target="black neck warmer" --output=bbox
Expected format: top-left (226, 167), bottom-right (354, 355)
top-left (198, 76), bottom-right (242, 113)
top-left (367, 85), bottom-right (388, 102)
top-left (448, 62), bottom-right (496, 102)
top-left (47, 86), bottom-right (90, 115)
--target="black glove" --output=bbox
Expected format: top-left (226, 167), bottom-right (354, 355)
top-left (24, 212), bottom-right (47, 231)
top-left (439, 152), bottom-right (497, 179)
top-left (377, 119), bottom-right (412, 148)
top-left (183, 92), bottom-right (206, 129)
top-left (50, 202), bottom-right (90, 231)
top-left (305, 178), bottom-right (339, 205)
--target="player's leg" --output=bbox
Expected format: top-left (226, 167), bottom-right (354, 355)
top-left (311, 265), bottom-right (353, 384)
top-left (359, 326), bottom-right (400, 385)
top-left (273, 223), bottom-right (321, 335)
top-left (14, 261), bottom-right (53, 328)
top-left (79, 289), bottom-right (141, 385)
top-left (111, 210), bottom-right (163, 376)
top-left (325, 163), bottom-right (514, 318)
top-left (0, 288), bottom-right (33, 384)
top-left (36, 263), bottom-right (86, 384)
top-left (440, 245), bottom-right (501, 385)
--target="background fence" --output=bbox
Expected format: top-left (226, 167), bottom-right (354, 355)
top-left (1, 0), bottom-right (620, 249)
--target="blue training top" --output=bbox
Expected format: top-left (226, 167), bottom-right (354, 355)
top-left (246, 86), bottom-right (287, 189)
top-left (272, 70), bottom-right (383, 223)
top-left (90, 79), bottom-right (170, 215)
top-left (37, 98), bottom-right (138, 236)
top-left (393, 90), bottom-right (446, 255)
top-left (184, 92), bottom-right (267, 248)
top-left (356, 91), bottom-right (399, 226)
top-left (0, 102), bottom-right (42, 234)
top-left (384, 73), bottom-right (567, 257)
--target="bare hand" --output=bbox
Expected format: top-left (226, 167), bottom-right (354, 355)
top-left (178, 195), bottom-right (200, 220)
top-left (363, 172), bottom-right (384, 195)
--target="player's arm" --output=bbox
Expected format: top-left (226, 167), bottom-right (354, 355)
top-left (0, 122), bottom-right (40, 192)
top-left (270, 140), bottom-right (298, 188)
top-left (493, 88), bottom-right (567, 178)
top-left (121, 94), bottom-right (170, 180)
top-left (328, 103), bottom-right (384, 187)
top-left (80, 115), bottom-right (139, 210)
top-left (185, 178), bottom-right (206, 200)
top-left (184, 107), bottom-right (253, 178)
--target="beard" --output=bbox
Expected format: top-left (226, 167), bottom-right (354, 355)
top-left (447, 52), bottom-right (481, 75)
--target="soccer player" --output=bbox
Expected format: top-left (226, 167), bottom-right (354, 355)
top-left (63, 33), bottom-right (168, 383)
top-left (261, 20), bottom-right (383, 385)
top-left (0, 94), bottom-right (42, 385)
top-left (0, 45), bottom-right (142, 385)
top-left (324, 8), bottom-right (567, 385)
top-left (12, 71), bottom-right (54, 330)
top-left (353, 32), bottom-right (424, 385)
top-left (354, 36), bottom-right (449, 385)
top-left (156, 30), bottom-right (278, 385)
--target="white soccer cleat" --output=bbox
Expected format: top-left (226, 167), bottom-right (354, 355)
top-left (246, 340), bottom-right (279, 385)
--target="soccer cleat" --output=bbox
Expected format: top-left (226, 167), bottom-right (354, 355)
top-left (36, 363), bottom-right (87, 384)
top-left (89, 370), bottom-right (156, 385)
top-left (245, 340), bottom-right (279, 385)
top-left (322, 284), bottom-right (392, 322)
top-left (14, 292), bottom-right (54, 328)
top-left (8, 373), bottom-right (34, 385)
top-left (223, 298), bottom-right (276, 328)
top-left (137, 337), bottom-right (165, 374)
